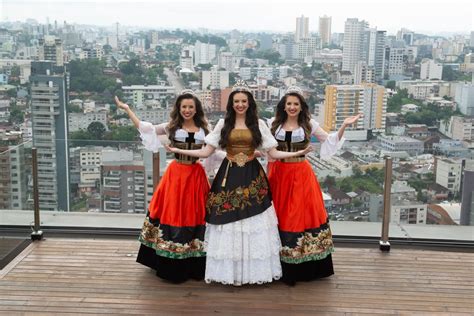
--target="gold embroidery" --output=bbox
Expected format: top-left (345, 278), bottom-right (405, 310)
top-left (207, 169), bottom-right (269, 215)
top-left (139, 218), bottom-right (205, 258)
top-left (280, 228), bottom-right (334, 262)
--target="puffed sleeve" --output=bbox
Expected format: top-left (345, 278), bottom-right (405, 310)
top-left (138, 121), bottom-right (167, 153)
top-left (266, 117), bottom-right (275, 128)
top-left (258, 119), bottom-right (278, 151)
top-left (204, 119), bottom-right (224, 148)
top-left (311, 119), bottom-right (345, 159)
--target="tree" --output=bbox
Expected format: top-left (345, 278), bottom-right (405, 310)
top-left (197, 63), bottom-right (213, 71)
top-left (103, 44), bottom-right (112, 54)
top-left (105, 125), bottom-right (138, 142)
top-left (69, 59), bottom-right (118, 93)
top-left (442, 66), bottom-right (455, 81)
top-left (7, 88), bottom-right (16, 98)
top-left (67, 103), bottom-right (82, 113)
top-left (87, 122), bottom-right (106, 140)
top-left (9, 105), bottom-right (24, 124)
top-left (385, 81), bottom-right (396, 89)
top-left (323, 176), bottom-right (336, 188)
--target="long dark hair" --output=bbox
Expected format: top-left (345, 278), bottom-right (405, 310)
top-left (219, 91), bottom-right (262, 149)
top-left (168, 94), bottom-right (209, 141)
top-left (271, 93), bottom-right (312, 142)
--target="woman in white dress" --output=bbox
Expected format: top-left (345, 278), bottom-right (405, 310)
top-left (166, 81), bottom-right (311, 285)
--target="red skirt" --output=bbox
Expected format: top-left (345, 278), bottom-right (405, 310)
top-left (268, 160), bottom-right (328, 232)
top-left (137, 160), bottom-right (209, 282)
top-left (268, 160), bottom-right (334, 282)
top-left (149, 160), bottom-right (209, 226)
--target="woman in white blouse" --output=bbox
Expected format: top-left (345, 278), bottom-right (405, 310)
top-left (166, 81), bottom-right (312, 285)
top-left (267, 86), bottom-right (361, 285)
top-left (114, 91), bottom-right (210, 283)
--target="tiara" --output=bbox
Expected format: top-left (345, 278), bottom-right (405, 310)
top-left (179, 89), bottom-right (197, 97)
top-left (232, 80), bottom-right (251, 93)
top-left (285, 86), bottom-right (304, 97)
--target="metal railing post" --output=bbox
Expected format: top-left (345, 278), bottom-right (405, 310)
top-left (31, 147), bottom-right (43, 241)
top-left (380, 156), bottom-right (392, 251)
top-left (152, 152), bottom-right (160, 190)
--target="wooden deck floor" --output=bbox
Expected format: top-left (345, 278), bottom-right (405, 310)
top-left (0, 238), bottom-right (473, 315)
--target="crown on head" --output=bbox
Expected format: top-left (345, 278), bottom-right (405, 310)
top-left (285, 86), bottom-right (304, 97)
top-left (232, 80), bottom-right (251, 93)
top-left (179, 89), bottom-right (197, 97)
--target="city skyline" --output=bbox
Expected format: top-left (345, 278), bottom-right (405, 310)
top-left (1, 0), bottom-right (472, 35)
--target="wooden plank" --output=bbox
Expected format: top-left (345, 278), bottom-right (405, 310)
top-left (0, 239), bottom-right (473, 315)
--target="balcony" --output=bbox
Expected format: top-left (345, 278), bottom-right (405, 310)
top-left (0, 237), bottom-right (472, 314)
top-left (1, 139), bottom-right (473, 314)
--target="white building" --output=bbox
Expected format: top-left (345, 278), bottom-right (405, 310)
top-left (342, 18), bottom-right (368, 73)
top-left (420, 59), bottom-right (443, 80)
top-left (38, 36), bottom-right (63, 66)
top-left (385, 46), bottom-right (405, 78)
top-left (194, 41), bottom-right (217, 66)
top-left (439, 116), bottom-right (474, 141)
top-left (454, 82), bottom-right (474, 116)
top-left (180, 46), bottom-right (194, 71)
top-left (436, 158), bottom-right (464, 193)
top-left (378, 135), bottom-right (424, 156)
top-left (218, 52), bottom-right (234, 71)
top-left (295, 15), bottom-right (309, 42)
top-left (296, 37), bottom-right (320, 60)
top-left (68, 112), bottom-right (107, 132)
top-left (391, 200), bottom-right (427, 224)
top-left (135, 109), bottom-right (170, 125)
top-left (319, 15), bottom-right (332, 46)
top-left (122, 84), bottom-right (176, 108)
top-left (201, 69), bottom-right (229, 90)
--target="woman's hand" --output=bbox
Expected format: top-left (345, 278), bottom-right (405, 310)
top-left (114, 96), bottom-right (130, 111)
top-left (164, 144), bottom-right (180, 154)
top-left (343, 113), bottom-right (362, 127)
top-left (297, 145), bottom-right (313, 156)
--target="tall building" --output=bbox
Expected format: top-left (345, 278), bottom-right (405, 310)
top-left (353, 61), bottom-right (375, 84)
top-left (218, 52), bottom-right (234, 71)
top-left (296, 37), bottom-right (319, 60)
top-left (454, 82), bottom-right (474, 116)
top-left (37, 36), bottom-right (63, 66)
top-left (343, 20), bottom-right (385, 82)
top-left (201, 69), bottom-right (229, 90)
top-left (420, 59), bottom-right (443, 80)
top-left (194, 41), bottom-right (217, 66)
top-left (470, 31), bottom-right (474, 47)
top-left (0, 139), bottom-right (29, 210)
top-left (30, 61), bottom-right (70, 212)
top-left (436, 159), bottom-right (464, 194)
top-left (323, 83), bottom-right (386, 131)
top-left (101, 151), bottom-right (146, 213)
top-left (295, 15), bottom-right (309, 42)
top-left (258, 34), bottom-right (273, 50)
top-left (385, 46), bottom-right (405, 78)
top-left (397, 28), bottom-right (414, 46)
top-left (180, 46), bottom-right (194, 71)
top-left (319, 15), bottom-right (332, 47)
top-left (150, 31), bottom-right (159, 49)
top-left (372, 30), bottom-right (386, 82)
top-left (342, 18), bottom-right (368, 73)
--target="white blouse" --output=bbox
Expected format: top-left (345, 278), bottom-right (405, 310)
top-left (204, 119), bottom-right (278, 151)
top-left (138, 121), bottom-right (206, 153)
top-left (268, 118), bottom-right (344, 159)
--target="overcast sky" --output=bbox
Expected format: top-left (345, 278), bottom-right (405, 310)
top-left (1, 0), bottom-right (473, 35)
